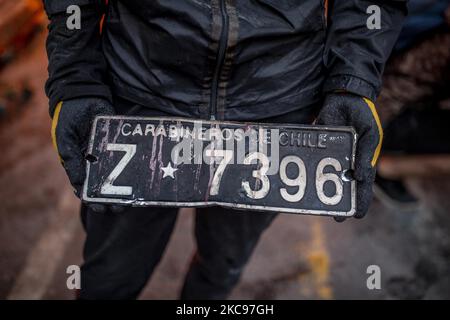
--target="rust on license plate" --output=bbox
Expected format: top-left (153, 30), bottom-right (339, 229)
top-left (82, 116), bottom-right (357, 217)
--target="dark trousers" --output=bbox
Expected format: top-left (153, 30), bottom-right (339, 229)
top-left (79, 99), bottom-right (318, 300)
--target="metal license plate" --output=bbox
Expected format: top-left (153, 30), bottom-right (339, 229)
top-left (82, 117), bottom-right (356, 217)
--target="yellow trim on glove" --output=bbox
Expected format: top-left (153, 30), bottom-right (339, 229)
top-left (363, 98), bottom-right (383, 167)
top-left (51, 101), bottom-right (63, 163)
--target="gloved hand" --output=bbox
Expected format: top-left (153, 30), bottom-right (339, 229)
top-left (316, 93), bottom-right (383, 221)
top-left (51, 97), bottom-right (121, 213)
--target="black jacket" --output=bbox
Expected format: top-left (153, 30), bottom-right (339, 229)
top-left (44, 0), bottom-right (407, 120)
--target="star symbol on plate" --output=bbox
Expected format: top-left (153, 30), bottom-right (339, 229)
top-left (161, 161), bottom-right (178, 179)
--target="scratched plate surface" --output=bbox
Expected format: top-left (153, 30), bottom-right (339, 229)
top-left (82, 117), bottom-right (356, 217)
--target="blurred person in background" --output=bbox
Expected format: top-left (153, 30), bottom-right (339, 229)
top-left (43, 0), bottom-right (406, 299)
top-left (375, 0), bottom-right (450, 207)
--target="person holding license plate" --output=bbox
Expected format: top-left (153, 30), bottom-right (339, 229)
top-left (43, 0), bottom-right (406, 299)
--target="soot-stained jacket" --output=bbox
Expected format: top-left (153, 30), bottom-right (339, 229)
top-left (43, 0), bottom-right (407, 120)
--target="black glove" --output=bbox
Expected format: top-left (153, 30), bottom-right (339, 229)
top-left (51, 98), bottom-right (121, 213)
top-left (317, 93), bottom-right (383, 220)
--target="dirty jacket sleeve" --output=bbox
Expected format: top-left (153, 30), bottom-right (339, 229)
top-left (43, 0), bottom-right (111, 116)
top-left (323, 0), bottom-right (408, 101)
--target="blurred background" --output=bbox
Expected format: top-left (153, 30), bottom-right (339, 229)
top-left (1, 0), bottom-right (450, 300)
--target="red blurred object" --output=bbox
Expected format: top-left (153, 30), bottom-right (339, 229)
top-left (0, 0), bottom-right (45, 67)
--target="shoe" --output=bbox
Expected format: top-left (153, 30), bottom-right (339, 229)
top-left (374, 174), bottom-right (420, 209)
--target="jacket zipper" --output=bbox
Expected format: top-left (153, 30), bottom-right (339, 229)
top-left (210, 0), bottom-right (229, 120)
